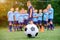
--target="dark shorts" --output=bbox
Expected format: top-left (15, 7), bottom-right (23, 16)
top-left (14, 21), bottom-right (18, 24)
top-left (33, 21), bottom-right (38, 24)
top-left (19, 22), bottom-right (24, 25)
top-left (8, 21), bottom-right (14, 24)
top-left (43, 21), bottom-right (48, 24)
top-left (24, 20), bottom-right (28, 25)
top-left (38, 20), bottom-right (42, 24)
top-left (28, 17), bottom-right (33, 21)
top-left (48, 19), bottom-right (53, 23)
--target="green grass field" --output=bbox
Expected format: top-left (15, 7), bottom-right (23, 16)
top-left (0, 27), bottom-right (60, 40)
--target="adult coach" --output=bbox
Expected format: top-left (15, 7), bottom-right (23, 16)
top-left (27, 1), bottom-right (33, 21)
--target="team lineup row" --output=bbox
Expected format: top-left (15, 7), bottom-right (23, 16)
top-left (7, 4), bottom-right (54, 32)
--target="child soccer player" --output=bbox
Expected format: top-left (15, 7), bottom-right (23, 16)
top-left (43, 9), bottom-right (48, 29)
top-left (7, 7), bottom-right (14, 32)
top-left (18, 10), bottom-right (24, 31)
top-left (47, 4), bottom-right (54, 30)
top-left (14, 7), bottom-right (20, 31)
top-left (24, 10), bottom-right (29, 25)
top-left (20, 8), bottom-right (25, 26)
top-left (33, 9), bottom-right (38, 25)
top-left (38, 9), bottom-right (43, 29)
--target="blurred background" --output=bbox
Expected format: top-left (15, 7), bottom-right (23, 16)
top-left (0, 0), bottom-right (60, 27)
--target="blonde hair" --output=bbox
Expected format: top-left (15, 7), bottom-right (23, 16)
top-left (27, 1), bottom-right (31, 4)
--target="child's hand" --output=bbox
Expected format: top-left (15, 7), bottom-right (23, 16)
top-left (30, 15), bottom-right (31, 18)
top-left (9, 22), bottom-right (12, 25)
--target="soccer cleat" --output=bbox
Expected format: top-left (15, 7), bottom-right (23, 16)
top-left (40, 26), bottom-right (44, 32)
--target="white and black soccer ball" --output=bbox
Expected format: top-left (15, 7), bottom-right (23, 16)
top-left (24, 24), bottom-right (38, 38)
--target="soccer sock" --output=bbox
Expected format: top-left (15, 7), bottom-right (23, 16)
top-left (14, 26), bottom-right (16, 31)
top-left (47, 25), bottom-right (50, 30)
top-left (44, 26), bottom-right (46, 29)
top-left (17, 26), bottom-right (19, 31)
top-left (19, 26), bottom-right (22, 30)
top-left (9, 25), bottom-right (12, 31)
top-left (40, 25), bottom-right (42, 29)
top-left (50, 24), bottom-right (54, 30)
top-left (19, 26), bottom-right (23, 31)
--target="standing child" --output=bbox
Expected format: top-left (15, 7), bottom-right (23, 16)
top-left (24, 10), bottom-right (29, 25)
top-left (14, 7), bottom-right (20, 31)
top-left (18, 10), bottom-right (24, 31)
top-left (20, 8), bottom-right (25, 26)
top-left (7, 7), bottom-right (14, 32)
top-left (47, 4), bottom-right (54, 30)
top-left (38, 9), bottom-right (43, 29)
top-left (33, 9), bottom-right (38, 25)
top-left (43, 9), bottom-right (48, 29)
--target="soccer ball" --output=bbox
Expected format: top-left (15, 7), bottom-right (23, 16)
top-left (24, 24), bottom-right (38, 38)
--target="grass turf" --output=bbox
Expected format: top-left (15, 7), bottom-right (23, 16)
top-left (0, 27), bottom-right (60, 40)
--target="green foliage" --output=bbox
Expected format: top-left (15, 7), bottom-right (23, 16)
top-left (0, 0), bottom-right (60, 26)
top-left (31, 0), bottom-right (60, 24)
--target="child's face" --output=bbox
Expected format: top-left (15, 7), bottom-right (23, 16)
top-left (39, 10), bottom-right (42, 13)
top-left (47, 4), bottom-right (51, 9)
top-left (48, 5), bottom-right (51, 8)
top-left (21, 8), bottom-right (25, 14)
top-left (15, 8), bottom-right (19, 11)
top-left (27, 1), bottom-right (30, 7)
top-left (10, 8), bottom-right (14, 12)
top-left (34, 10), bottom-right (37, 13)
